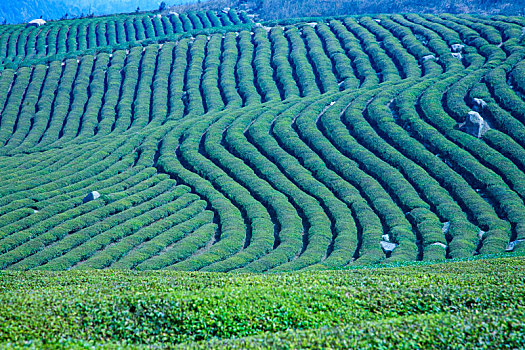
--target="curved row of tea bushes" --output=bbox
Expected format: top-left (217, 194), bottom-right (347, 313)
top-left (1, 14), bottom-right (523, 270)
top-left (268, 26), bottom-right (301, 99)
top-left (300, 25), bottom-right (339, 93)
top-left (237, 31), bottom-right (261, 106)
top-left (167, 39), bottom-right (189, 121)
top-left (285, 27), bottom-right (319, 96)
top-left (0, 17), bottom-right (416, 151)
top-left (315, 23), bottom-right (359, 89)
top-left (109, 209), bottom-right (213, 269)
top-left (0, 10), bottom-right (253, 68)
top-left (219, 32), bottom-right (243, 108)
top-left (218, 108), bottom-right (306, 272)
top-left (34, 186), bottom-right (200, 270)
top-left (359, 17), bottom-right (421, 79)
top-left (56, 55), bottom-right (95, 143)
top-left (253, 27), bottom-right (281, 102)
top-left (113, 47), bottom-right (143, 133)
top-left (149, 42), bottom-right (174, 126)
top-left (0, 170), bottom-right (174, 269)
top-left (129, 45), bottom-right (158, 130)
top-left (184, 35), bottom-right (206, 116)
top-left (344, 17), bottom-right (400, 83)
top-left (201, 35), bottom-right (224, 112)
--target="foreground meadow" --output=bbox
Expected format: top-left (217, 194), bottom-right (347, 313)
top-left (0, 255), bottom-right (523, 348)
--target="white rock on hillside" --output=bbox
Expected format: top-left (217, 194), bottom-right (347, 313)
top-left (451, 52), bottom-right (462, 60)
top-left (506, 240), bottom-right (524, 252)
top-left (431, 242), bottom-right (447, 249)
top-left (451, 43), bottom-right (464, 52)
top-left (442, 221), bottom-right (450, 234)
top-left (472, 98), bottom-right (488, 110)
top-left (83, 191), bottom-right (101, 203)
top-left (380, 241), bottom-right (397, 253)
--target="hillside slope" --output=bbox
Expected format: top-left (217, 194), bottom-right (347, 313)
top-left (0, 12), bottom-right (524, 272)
top-left (0, 9), bottom-right (253, 68)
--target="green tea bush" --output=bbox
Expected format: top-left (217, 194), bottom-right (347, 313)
top-left (0, 13), bottom-right (523, 273)
top-left (0, 257), bottom-right (523, 347)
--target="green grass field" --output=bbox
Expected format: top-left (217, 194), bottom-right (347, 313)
top-left (0, 7), bottom-right (524, 347)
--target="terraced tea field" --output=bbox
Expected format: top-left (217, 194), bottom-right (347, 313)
top-left (0, 11), bottom-right (524, 273)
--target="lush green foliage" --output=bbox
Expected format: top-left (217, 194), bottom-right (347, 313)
top-left (0, 9), bottom-right (253, 69)
top-left (0, 9), bottom-right (524, 348)
top-left (0, 256), bottom-right (523, 348)
top-left (0, 12), bottom-right (524, 273)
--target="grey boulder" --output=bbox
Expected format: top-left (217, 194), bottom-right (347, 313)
top-left (458, 111), bottom-right (491, 138)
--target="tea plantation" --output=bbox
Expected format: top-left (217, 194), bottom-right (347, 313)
top-left (0, 9), bottom-right (524, 347)
top-left (0, 256), bottom-right (524, 348)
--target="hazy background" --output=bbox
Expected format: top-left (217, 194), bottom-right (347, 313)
top-left (0, 0), bottom-right (198, 24)
top-left (173, 0), bottom-right (525, 19)
top-left (2, 0), bottom-right (525, 24)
